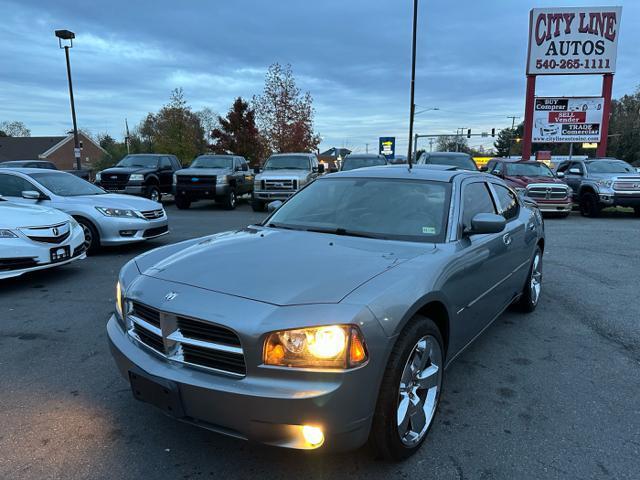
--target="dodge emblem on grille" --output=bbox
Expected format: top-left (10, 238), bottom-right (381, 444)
top-left (165, 292), bottom-right (179, 301)
top-left (545, 188), bottom-right (552, 200)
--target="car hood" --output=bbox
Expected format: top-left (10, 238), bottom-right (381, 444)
top-left (257, 169), bottom-right (309, 180)
top-left (65, 193), bottom-right (162, 210)
top-left (100, 167), bottom-right (155, 175)
top-left (506, 175), bottom-right (563, 187)
top-left (0, 200), bottom-right (70, 228)
top-left (176, 167), bottom-right (232, 176)
top-left (135, 228), bottom-right (429, 306)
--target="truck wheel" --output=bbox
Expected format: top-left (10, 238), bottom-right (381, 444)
top-left (579, 192), bottom-right (601, 217)
top-left (146, 185), bottom-right (161, 203)
top-left (222, 190), bottom-right (237, 210)
top-left (251, 199), bottom-right (265, 212)
top-left (369, 315), bottom-right (444, 461)
top-left (175, 195), bottom-right (191, 210)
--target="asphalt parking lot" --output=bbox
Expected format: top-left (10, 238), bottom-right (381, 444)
top-left (1, 201), bottom-right (639, 480)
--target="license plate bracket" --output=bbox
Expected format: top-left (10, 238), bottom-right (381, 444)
top-left (128, 368), bottom-right (185, 418)
top-left (50, 246), bottom-right (71, 263)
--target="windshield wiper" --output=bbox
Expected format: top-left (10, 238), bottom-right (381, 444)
top-left (304, 227), bottom-right (383, 239)
top-left (266, 222), bottom-right (300, 231)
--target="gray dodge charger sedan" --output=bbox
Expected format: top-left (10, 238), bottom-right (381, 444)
top-left (108, 165), bottom-right (544, 460)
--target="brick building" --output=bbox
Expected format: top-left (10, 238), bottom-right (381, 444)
top-left (0, 132), bottom-right (107, 170)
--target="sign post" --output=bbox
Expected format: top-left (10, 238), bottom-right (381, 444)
top-left (522, 6), bottom-right (622, 161)
top-left (379, 137), bottom-right (396, 160)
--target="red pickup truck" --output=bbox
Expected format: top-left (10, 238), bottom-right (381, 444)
top-left (483, 159), bottom-right (572, 217)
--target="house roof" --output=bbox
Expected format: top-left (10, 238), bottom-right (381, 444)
top-left (0, 136), bottom-right (66, 162)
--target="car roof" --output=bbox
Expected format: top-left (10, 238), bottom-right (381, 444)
top-left (196, 153), bottom-right (235, 157)
top-left (423, 151), bottom-right (472, 157)
top-left (0, 160), bottom-right (51, 164)
top-left (344, 153), bottom-right (385, 158)
top-left (0, 167), bottom-right (66, 174)
top-left (584, 158), bottom-right (625, 162)
top-left (325, 164), bottom-right (480, 182)
top-left (492, 159), bottom-right (542, 164)
top-left (270, 152), bottom-right (314, 156)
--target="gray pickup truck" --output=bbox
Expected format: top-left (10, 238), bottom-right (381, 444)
top-left (251, 153), bottom-right (324, 211)
top-left (556, 158), bottom-right (640, 217)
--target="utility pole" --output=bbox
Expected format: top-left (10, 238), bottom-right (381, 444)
top-left (125, 118), bottom-right (131, 154)
top-left (406, 0), bottom-right (419, 168)
top-left (429, 138), bottom-right (434, 152)
top-left (365, 143), bottom-right (369, 154)
top-left (506, 115), bottom-right (519, 159)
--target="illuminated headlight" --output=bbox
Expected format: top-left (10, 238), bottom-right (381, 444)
top-left (0, 229), bottom-right (18, 238)
top-left (96, 207), bottom-right (140, 218)
top-left (264, 325), bottom-right (368, 369)
top-left (115, 281), bottom-right (124, 318)
top-left (596, 179), bottom-right (613, 188)
top-left (130, 174), bottom-right (144, 181)
top-left (217, 175), bottom-right (229, 185)
top-left (95, 172), bottom-right (102, 182)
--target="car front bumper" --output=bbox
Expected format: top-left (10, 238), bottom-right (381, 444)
top-left (173, 184), bottom-right (233, 199)
top-left (535, 201), bottom-right (572, 213)
top-left (0, 227), bottom-right (86, 280)
top-left (107, 313), bottom-right (380, 451)
top-left (253, 190), bottom-right (296, 201)
top-left (599, 191), bottom-right (640, 207)
top-left (97, 215), bottom-right (169, 246)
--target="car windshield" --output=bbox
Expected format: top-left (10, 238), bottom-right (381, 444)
top-left (116, 155), bottom-right (159, 168)
top-left (264, 155), bottom-right (310, 170)
top-left (424, 155), bottom-right (477, 170)
top-left (29, 172), bottom-right (106, 196)
top-left (266, 177), bottom-right (450, 243)
top-left (341, 156), bottom-right (386, 171)
top-left (505, 162), bottom-right (554, 177)
top-left (586, 160), bottom-right (634, 174)
top-left (191, 156), bottom-right (233, 168)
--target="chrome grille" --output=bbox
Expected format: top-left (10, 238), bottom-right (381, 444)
top-left (21, 222), bottom-right (71, 244)
top-left (526, 184), bottom-right (569, 200)
top-left (613, 177), bottom-right (640, 191)
top-left (140, 209), bottom-right (164, 220)
top-left (100, 173), bottom-right (129, 189)
top-left (125, 302), bottom-right (245, 377)
top-left (264, 179), bottom-right (295, 190)
top-left (176, 175), bottom-right (216, 185)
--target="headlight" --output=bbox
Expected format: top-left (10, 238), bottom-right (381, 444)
top-left (217, 175), bottom-right (229, 185)
top-left (95, 172), bottom-right (102, 182)
top-left (129, 174), bottom-right (145, 181)
top-left (264, 325), bottom-right (368, 369)
top-left (596, 179), bottom-right (613, 188)
top-left (96, 207), bottom-right (140, 218)
top-left (115, 281), bottom-right (124, 318)
top-left (0, 229), bottom-right (18, 238)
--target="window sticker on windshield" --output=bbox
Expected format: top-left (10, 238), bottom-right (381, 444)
top-left (422, 226), bottom-right (436, 234)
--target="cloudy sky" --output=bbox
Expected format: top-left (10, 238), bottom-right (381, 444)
top-left (0, 0), bottom-right (637, 155)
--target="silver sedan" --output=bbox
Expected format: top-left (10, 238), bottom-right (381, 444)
top-left (108, 165), bottom-right (544, 460)
top-left (0, 169), bottom-right (169, 252)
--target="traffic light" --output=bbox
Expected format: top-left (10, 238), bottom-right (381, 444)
top-left (491, 128), bottom-right (495, 137)
top-left (467, 129), bottom-right (471, 138)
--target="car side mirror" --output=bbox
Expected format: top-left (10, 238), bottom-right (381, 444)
top-left (317, 164), bottom-right (325, 174)
top-left (568, 168), bottom-right (581, 175)
top-left (465, 213), bottom-right (506, 236)
top-left (267, 200), bottom-right (283, 212)
top-left (253, 167), bottom-right (261, 174)
top-left (22, 190), bottom-right (43, 200)
top-left (556, 171), bottom-right (565, 178)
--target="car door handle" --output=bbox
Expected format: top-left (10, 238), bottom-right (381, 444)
top-left (502, 233), bottom-right (512, 246)
top-left (527, 222), bottom-right (535, 231)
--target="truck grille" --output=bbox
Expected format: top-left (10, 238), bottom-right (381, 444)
top-left (176, 175), bottom-right (216, 185)
top-left (264, 179), bottom-right (295, 191)
top-left (613, 177), bottom-right (640, 191)
top-left (126, 302), bottom-right (245, 377)
top-left (100, 173), bottom-right (129, 190)
top-left (140, 209), bottom-right (164, 220)
top-left (526, 184), bottom-right (569, 200)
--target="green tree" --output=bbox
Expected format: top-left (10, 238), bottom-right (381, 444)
top-left (607, 86), bottom-right (640, 165)
top-left (252, 63), bottom-right (320, 154)
top-left (0, 121), bottom-right (31, 137)
top-left (139, 88), bottom-right (206, 164)
top-left (436, 135), bottom-right (470, 153)
top-left (210, 97), bottom-right (268, 167)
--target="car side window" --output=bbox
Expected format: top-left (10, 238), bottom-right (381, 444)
top-left (461, 182), bottom-right (496, 230)
top-left (160, 157), bottom-right (172, 169)
top-left (570, 161), bottom-right (584, 174)
top-left (240, 158), bottom-right (249, 171)
top-left (556, 162), bottom-right (570, 173)
top-left (170, 156), bottom-right (181, 170)
top-left (492, 184), bottom-right (519, 221)
top-left (0, 174), bottom-right (36, 196)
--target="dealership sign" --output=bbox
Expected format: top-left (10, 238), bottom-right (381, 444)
top-left (532, 97), bottom-right (604, 143)
top-left (527, 6), bottom-right (622, 75)
top-left (379, 137), bottom-right (395, 160)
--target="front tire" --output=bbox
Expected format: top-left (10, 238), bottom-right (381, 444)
top-left (370, 316), bottom-right (444, 461)
top-left (514, 246), bottom-right (543, 313)
top-left (75, 217), bottom-right (100, 255)
top-left (146, 185), bottom-right (162, 203)
top-left (251, 198), bottom-right (265, 212)
top-left (580, 192), bottom-right (601, 217)
top-left (222, 190), bottom-right (237, 210)
top-left (175, 194), bottom-right (191, 210)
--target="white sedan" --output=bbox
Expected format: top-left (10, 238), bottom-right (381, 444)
top-left (0, 197), bottom-right (86, 280)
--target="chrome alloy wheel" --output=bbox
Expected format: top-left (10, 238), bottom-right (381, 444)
top-left (150, 189), bottom-right (160, 202)
top-left (80, 222), bottom-right (93, 250)
top-left (397, 335), bottom-right (442, 447)
top-left (530, 251), bottom-right (543, 306)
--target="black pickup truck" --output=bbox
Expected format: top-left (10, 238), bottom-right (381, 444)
top-left (95, 154), bottom-right (181, 202)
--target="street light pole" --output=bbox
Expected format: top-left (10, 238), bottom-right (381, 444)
top-left (407, 0), bottom-right (419, 168)
top-left (56, 30), bottom-right (81, 171)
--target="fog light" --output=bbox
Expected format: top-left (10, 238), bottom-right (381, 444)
top-left (302, 425), bottom-right (324, 447)
top-left (119, 230), bottom-right (137, 237)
